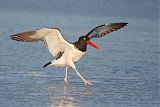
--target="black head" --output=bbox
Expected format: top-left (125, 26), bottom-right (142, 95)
top-left (74, 36), bottom-right (100, 52)
top-left (74, 36), bottom-right (89, 52)
top-left (77, 36), bottom-right (90, 43)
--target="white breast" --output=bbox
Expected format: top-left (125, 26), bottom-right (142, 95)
top-left (51, 45), bottom-right (85, 67)
top-left (72, 47), bottom-right (85, 62)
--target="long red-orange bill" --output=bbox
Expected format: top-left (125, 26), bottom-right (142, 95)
top-left (87, 40), bottom-right (100, 50)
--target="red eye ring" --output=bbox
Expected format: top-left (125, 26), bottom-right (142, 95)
top-left (83, 37), bottom-right (86, 41)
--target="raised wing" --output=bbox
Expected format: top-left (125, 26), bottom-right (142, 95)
top-left (10, 28), bottom-right (72, 58)
top-left (85, 22), bottom-right (128, 39)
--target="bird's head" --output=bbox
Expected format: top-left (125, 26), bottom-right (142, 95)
top-left (78, 36), bottom-right (100, 51)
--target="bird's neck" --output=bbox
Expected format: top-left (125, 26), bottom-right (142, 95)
top-left (73, 41), bottom-right (87, 52)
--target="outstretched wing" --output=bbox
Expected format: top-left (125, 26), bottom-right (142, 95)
top-left (10, 28), bottom-right (72, 58)
top-left (85, 22), bottom-right (128, 39)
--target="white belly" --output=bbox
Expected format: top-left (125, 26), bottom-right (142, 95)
top-left (51, 47), bottom-right (85, 67)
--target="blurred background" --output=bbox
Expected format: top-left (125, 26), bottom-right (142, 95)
top-left (0, 0), bottom-right (159, 107)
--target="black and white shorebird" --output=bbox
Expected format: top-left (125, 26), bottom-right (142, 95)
top-left (10, 22), bottom-right (128, 85)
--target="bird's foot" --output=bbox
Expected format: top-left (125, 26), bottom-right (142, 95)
top-left (64, 78), bottom-right (69, 84)
top-left (84, 80), bottom-right (92, 86)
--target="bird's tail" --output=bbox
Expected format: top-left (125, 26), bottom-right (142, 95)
top-left (43, 61), bottom-right (52, 67)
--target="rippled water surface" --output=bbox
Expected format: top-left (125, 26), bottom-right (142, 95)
top-left (0, 10), bottom-right (159, 107)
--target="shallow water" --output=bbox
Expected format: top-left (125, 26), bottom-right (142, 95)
top-left (0, 10), bottom-right (159, 107)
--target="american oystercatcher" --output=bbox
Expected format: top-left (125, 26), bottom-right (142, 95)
top-left (10, 22), bottom-right (128, 85)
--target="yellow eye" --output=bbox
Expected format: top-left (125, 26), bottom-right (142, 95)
top-left (83, 37), bottom-right (86, 41)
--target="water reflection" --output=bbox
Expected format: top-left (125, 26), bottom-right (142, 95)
top-left (49, 84), bottom-right (78, 107)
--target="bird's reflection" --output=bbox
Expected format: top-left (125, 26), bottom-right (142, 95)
top-left (50, 84), bottom-right (78, 107)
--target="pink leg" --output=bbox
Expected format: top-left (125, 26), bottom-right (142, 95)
top-left (64, 66), bottom-right (69, 84)
top-left (69, 60), bottom-right (91, 85)
top-left (74, 69), bottom-right (92, 86)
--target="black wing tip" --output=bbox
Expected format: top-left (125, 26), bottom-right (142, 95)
top-left (109, 22), bottom-right (128, 29)
top-left (10, 34), bottom-right (27, 42)
top-left (119, 22), bottom-right (128, 26)
top-left (10, 34), bottom-right (18, 41)
top-left (43, 61), bottom-right (52, 68)
top-left (110, 22), bottom-right (128, 26)
top-left (121, 22), bottom-right (128, 26)
top-left (97, 22), bottom-right (128, 29)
